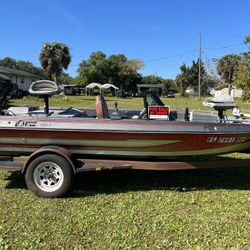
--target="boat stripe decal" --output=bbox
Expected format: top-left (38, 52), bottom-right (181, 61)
top-left (1, 142), bottom-right (250, 157)
top-left (0, 137), bottom-right (180, 147)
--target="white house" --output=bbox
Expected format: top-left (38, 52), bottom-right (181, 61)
top-left (0, 66), bottom-right (41, 95)
top-left (214, 84), bottom-right (242, 98)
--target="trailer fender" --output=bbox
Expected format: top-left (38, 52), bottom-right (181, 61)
top-left (22, 146), bottom-right (77, 174)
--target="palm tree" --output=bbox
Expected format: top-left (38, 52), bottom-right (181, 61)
top-left (216, 54), bottom-right (241, 94)
top-left (39, 42), bottom-right (71, 84)
top-left (175, 63), bottom-right (191, 96)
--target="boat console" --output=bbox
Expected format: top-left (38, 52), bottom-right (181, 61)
top-left (138, 91), bottom-right (177, 120)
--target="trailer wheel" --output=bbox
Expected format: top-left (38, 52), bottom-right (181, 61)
top-left (25, 154), bottom-right (74, 198)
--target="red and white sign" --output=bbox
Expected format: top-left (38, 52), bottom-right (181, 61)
top-left (148, 106), bottom-right (170, 120)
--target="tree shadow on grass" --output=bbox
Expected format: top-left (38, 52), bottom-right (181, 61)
top-left (81, 97), bottom-right (117, 102)
top-left (4, 166), bottom-right (250, 197)
top-left (78, 97), bottom-right (95, 101)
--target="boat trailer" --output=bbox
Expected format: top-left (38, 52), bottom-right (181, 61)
top-left (2, 157), bottom-right (250, 172)
top-left (0, 146), bottom-right (250, 198)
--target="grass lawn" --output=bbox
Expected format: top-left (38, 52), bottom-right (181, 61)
top-left (1, 96), bottom-right (250, 249)
top-left (9, 94), bottom-right (250, 111)
top-left (0, 155), bottom-right (250, 249)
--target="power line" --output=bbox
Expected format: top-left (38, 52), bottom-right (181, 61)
top-left (203, 49), bottom-right (227, 57)
top-left (143, 49), bottom-right (197, 62)
top-left (29, 49), bottom-right (198, 66)
top-left (203, 31), bottom-right (250, 47)
top-left (204, 42), bottom-right (245, 50)
top-left (12, 40), bottom-right (248, 67)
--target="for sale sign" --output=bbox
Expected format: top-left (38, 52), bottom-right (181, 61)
top-left (148, 106), bottom-right (170, 120)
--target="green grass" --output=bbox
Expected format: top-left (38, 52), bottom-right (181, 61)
top-left (0, 154), bottom-right (250, 249)
top-left (1, 96), bottom-right (250, 249)
top-left (8, 95), bottom-right (250, 115)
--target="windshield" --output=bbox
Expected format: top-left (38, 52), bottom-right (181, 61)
top-left (144, 91), bottom-right (164, 108)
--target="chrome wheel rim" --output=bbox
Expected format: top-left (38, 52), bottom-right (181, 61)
top-left (33, 162), bottom-right (64, 192)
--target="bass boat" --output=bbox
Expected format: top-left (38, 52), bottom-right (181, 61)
top-left (1, 80), bottom-right (250, 198)
top-left (1, 115), bottom-right (250, 158)
top-left (1, 80), bottom-right (250, 159)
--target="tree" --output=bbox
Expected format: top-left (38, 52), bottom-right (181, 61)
top-left (77, 51), bottom-right (108, 85)
top-left (240, 35), bottom-right (250, 59)
top-left (216, 54), bottom-right (241, 94)
top-left (142, 75), bottom-right (162, 85)
top-left (189, 60), bottom-right (206, 91)
top-left (162, 79), bottom-right (176, 93)
top-left (235, 58), bottom-right (250, 100)
top-left (127, 59), bottom-right (145, 71)
top-left (204, 58), bottom-right (222, 84)
top-left (0, 57), bottom-right (18, 69)
top-left (0, 57), bottom-right (48, 79)
top-left (245, 35), bottom-right (250, 44)
top-left (39, 42), bottom-right (71, 84)
top-left (189, 59), bottom-right (217, 95)
top-left (76, 51), bottom-right (143, 92)
top-left (175, 63), bottom-right (192, 96)
top-left (142, 75), bottom-right (176, 94)
top-left (57, 73), bottom-right (74, 86)
top-left (175, 59), bottom-right (213, 96)
top-left (106, 54), bottom-right (142, 91)
top-left (201, 75), bottom-right (219, 95)
top-left (234, 35), bottom-right (250, 100)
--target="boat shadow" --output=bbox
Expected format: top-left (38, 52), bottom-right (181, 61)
top-left (5, 165), bottom-right (250, 197)
top-left (72, 166), bottom-right (250, 197)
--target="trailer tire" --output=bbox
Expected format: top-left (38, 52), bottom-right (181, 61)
top-left (25, 154), bottom-right (74, 198)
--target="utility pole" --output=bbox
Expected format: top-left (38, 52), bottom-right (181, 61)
top-left (198, 32), bottom-right (202, 100)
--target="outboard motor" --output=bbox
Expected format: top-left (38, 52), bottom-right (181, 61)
top-left (203, 94), bottom-right (237, 122)
top-left (0, 74), bottom-right (13, 111)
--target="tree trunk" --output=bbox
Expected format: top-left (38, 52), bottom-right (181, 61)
top-left (228, 71), bottom-right (232, 95)
top-left (228, 83), bottom-right (231, 95)
top-left (53, 74), bottom-right (58, 85)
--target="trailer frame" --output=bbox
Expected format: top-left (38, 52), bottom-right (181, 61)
top-left (0, 146), bottom-right (249, 197)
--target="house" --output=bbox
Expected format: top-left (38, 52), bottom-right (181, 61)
top-left (214, 84), bottom-right (242, 98)
top-left (185, 87), bottom-right (195, 94)
top-left (0, 66), bottom-right (41, 95)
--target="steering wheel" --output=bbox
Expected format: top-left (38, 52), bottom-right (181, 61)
top-left (6, 110), bottom-right (16, 116)
top-left (138, 108), bottom-right (147, 119)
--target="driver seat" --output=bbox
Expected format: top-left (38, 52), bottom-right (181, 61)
top-left (95, 95), bottom-right (109, 118)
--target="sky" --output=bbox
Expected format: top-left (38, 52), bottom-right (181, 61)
top-left (1, 0), bottom-right (250, 79)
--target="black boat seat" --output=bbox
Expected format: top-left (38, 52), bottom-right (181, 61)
top-left (96, 95), bottom-right (109, 118)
